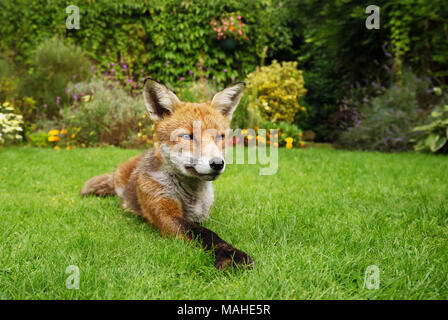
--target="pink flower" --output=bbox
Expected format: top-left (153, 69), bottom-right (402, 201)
top-left (238, 15), bottom-right (242, 20)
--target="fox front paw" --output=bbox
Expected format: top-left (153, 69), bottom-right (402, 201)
top-left (214, 244), bottom-right (254, 270)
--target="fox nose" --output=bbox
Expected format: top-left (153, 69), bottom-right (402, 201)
top-left (209, 157), bottom-right (225, 171)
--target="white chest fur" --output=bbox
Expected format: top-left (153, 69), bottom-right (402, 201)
top-left (180, 182), bottom-right (214, 223)
top-left (149, 169), bottom-right (215, 223)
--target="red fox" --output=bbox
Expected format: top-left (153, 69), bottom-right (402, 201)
top-left (81, 78), bottom-right (253, 269)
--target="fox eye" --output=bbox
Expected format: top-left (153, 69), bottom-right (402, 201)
top-left (179, 133), bottom-right (193, 140)
top-left (215, 134), bottom-right (225, 141)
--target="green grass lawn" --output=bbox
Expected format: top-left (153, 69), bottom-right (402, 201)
top-left (0, 146), bottom-right (447, 299)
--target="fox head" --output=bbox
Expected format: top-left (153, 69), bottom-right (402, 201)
top-left (143, 78), bottom-right (245, 181)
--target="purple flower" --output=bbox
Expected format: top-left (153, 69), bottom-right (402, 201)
top-left (122, 64), bottom-right (128, 69)
top-left (223, 69), bottom-right (227, 73)
top-left (180, 77), bottom-right (184, 81)
top-left (105, 71), bottom-right (109, 76)
top-left (189, 70), bottom-right (193, 75)
top-left (231, 77), bottom-right (236, 82)
top-left (127, 78), bottom-right (133, 83)
top-left (72, 94), bottom-right (78, 101)
top-left (199, 66), bottom-right (203, 70)
top-left (65, 88), bottom-right (69, 94)
top-left (165, 60), bottom-right (169, 67)
top-left (206, 67), bottom-right (210, 71)
top-left (133, 84), bottom-right (137, 89)
top-left (75, 84), bottom-right (79, 88)
top-left (140, 69), bottom-right (144, 73)
top-left (56, 96), bottom-right (60, 104)
top-left (72, 75), bottom-right (77, 79)
top-left (111, 68), bottom-right (116, 73)
top-left (43, 104), bottom-right (47, 109)
top-left (90, 66), bottom-right (95, 71)
top-left (212, 76), bottom-right (216, 80)
top-left (111, 63), bottom-right (115, 67)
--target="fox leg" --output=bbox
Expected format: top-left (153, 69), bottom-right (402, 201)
top-left (136, 176), bottom-right (254, 269)
top-left (80, 173), bottom-right (115, 197)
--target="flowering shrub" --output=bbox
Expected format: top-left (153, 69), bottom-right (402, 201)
top-left (17, 37), bottom-right (91, 119)
top-left (233, 121), bottom-right (304, 149)
top-left (0, 102), bottom-right (23, 145)
top-left (259, 121), bottom-right (304, 148)
top-left (245, 60), bottom-right (307, 123)
top-left (211, 12), bottom-right (248, 41)
top-left (59, 79), bottom-right (154, 148)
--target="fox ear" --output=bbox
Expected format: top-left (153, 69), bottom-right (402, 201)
top-left (143, 78), bottom-right (180, 121)
top-left (211, 82), bottom-right (245, 119)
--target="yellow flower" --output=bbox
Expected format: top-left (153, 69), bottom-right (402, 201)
top-left (54, 146), bottom-right (60, 150)
top-left (241, 129), bottom-right (248, 135)
top-left (66, 146), bottom-right (73, 150)
top-left (273, 142), bottom-right (279, 147)
top-left (299, 132), bottom-right (303, 138)
top-left (285, 137), bottom-right (294, 149)
top-left (71, 134), bottom-right (76, 139)
top-left (142, 113), bottom-right (147, 119)
top-left (48, 136), bottom-right (60, 142)
top-left (247, 135), bottom-right (254, 140)
top-left (60, 129), bottom-right (68, 135)
top-left (82, 95), bottom-right (91, 102)
top-left (299, 142), bottom-right (305, 148)
top-left (3, 102), bottom-right (10, 107)
top-left (48, 129), bottom-right (59, 136)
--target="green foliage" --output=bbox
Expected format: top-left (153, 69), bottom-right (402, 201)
top-left (231, 94), bottom-right (263, 130)
top-left (0, 0), bottom-right (296, 88)
top-left (337, 71), bottom-right (431, 152)
top-left (413, 105), bottom-right (448, 153)
top-left (59, 79), bottom-right (153, 148)
top-left (26, 129), bottom-right (50, 148)
top-left (17, 37), bottom-right (91, 119)
top-left (246, 60), bottom-right (307, 123)
top-left (296, 49), bottom-right (342, 141)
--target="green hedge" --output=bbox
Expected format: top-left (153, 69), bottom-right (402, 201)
top-left (0, 0), bottom-right (291, 87)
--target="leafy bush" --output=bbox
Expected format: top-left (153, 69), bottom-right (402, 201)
top-left (336, 71), bottom-right (432, 152)
top-left (0, 102), bottom-right (23, 145)
top-left (17, 37), bottom-right (91, 119)
top-left (412, 105), bottom-right (448, 153)
top-left (58, 79), bottom-right (153, 148)
top-left (245, 60), bottom-right (307, 123)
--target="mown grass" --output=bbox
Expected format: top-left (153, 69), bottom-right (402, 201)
top-left (0, 146), bottom-right (447, 299)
